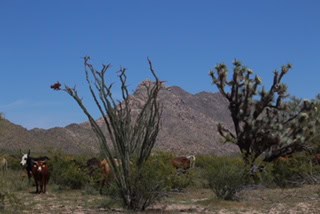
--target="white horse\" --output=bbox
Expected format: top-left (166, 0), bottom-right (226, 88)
top-left (186, 155), bottom-right (196, 168)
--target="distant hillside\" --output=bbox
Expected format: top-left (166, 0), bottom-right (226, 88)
top-left (0, 82), bottom-right (238, 156)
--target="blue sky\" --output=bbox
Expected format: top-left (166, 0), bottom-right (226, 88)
top-left (0, 0), bottom-right (319, 129)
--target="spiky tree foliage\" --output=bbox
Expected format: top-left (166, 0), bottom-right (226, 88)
top-left (55, 57), bottom-right (164, 210)
top-left (304, 94), bottom-right (320, 152)
top-left (209, 60), bottom-right (319, 166)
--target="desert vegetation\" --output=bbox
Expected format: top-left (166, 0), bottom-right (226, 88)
top-left (1, 59), bottom-right (320, 213)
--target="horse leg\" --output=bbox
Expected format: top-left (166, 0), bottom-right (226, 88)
top-left (34, 180), bottom-right (39, 193)
top-left (100, 177), bottom-right (106, 194)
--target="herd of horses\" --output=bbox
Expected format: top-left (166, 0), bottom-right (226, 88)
top-left (3, 150), bottom-right (320, 195)
top-left (1, 150), bottom-right (196, 194)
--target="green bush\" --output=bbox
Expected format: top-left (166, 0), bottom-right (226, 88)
top-left (206, 158), bottom-right (245, 200)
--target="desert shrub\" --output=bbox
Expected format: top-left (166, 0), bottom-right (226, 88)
top-left (152, 152), bottom-right (195, 190)
top-left (270, 154), bottom-right (318, 188)
top-left (49, 153), bottom-right (90, 189)
top-left (3, 154), bottom-right (21, 171)
top-left (168, 171), bottom-right (195, 190)
top-left (105, 153), bottom-right (173, 211)
top-left (101, 151), bottom-right (195, 202)
top-left (206, 157), bottom-right (245, 200)
top-left (0, 171), bottom-right (24, 212)
top-left (195, 155), bottom-right (215, 169)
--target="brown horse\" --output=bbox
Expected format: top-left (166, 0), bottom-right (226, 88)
top-left (171, 155), bottom-right (196, 172)
top-left (0, 157), bottom-right (8, 175)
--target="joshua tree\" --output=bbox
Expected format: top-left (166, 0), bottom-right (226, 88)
top-left (210, 60), bottom-right (318, 167)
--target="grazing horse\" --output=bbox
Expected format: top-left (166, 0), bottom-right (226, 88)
top-left (99, 158), bottom-right (123, 194)
top-left (86, 157), bottom-right (130, 194)
top-left (20, 150), bottom-right (50, 182)
top-left (0, 157), bottom-right (8, 174)
top-left (31, 160), bottom-right (50, 193)
top-left (172, 155), bottom-right (195, 172)
top-left (86, 157), bottom-right (101, 177)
